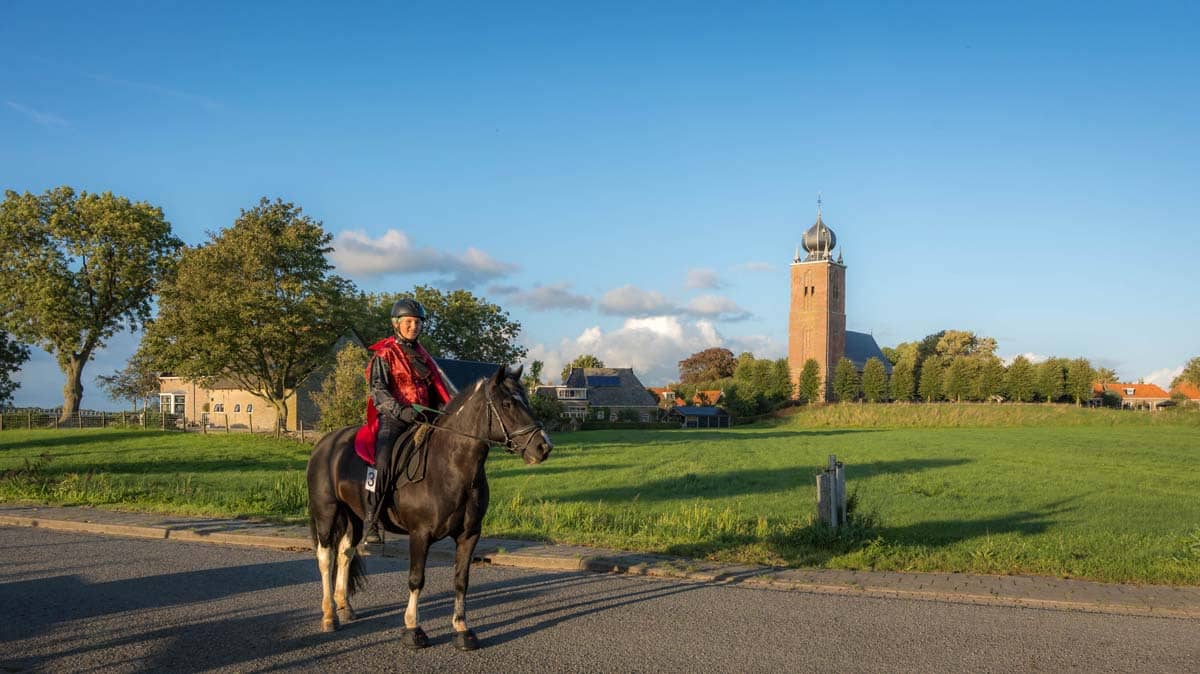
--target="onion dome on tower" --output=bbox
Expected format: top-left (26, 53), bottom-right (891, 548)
top-left (798, 194), bottom-right (837, 262)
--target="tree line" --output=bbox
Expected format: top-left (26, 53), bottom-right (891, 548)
top-left (0, 187), bottom-right (526, 426)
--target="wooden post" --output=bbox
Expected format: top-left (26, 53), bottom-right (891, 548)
top-left (28, 412), bottom-right (32, 429)
top-left (161, 412), bottom-right (166, 430)
top-left (248, 413), bottom-right (253, 434)
top-left (225, 414), bottom-right (230, 432)
top-left (78, 412), bottom-right (82, 429)
top-left (122, 411), bottom-right (126, 427)
top-left (54, 415), bottom-right (59, 430)
top-left (816, 471), bottom-right (833, 528)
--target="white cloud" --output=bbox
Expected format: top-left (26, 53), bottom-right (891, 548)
top-left (734, 261), bottom-right (774, 272)
top-left (491, 282), bottom-right (592, 311)
top-left (5, 101), bottom-right (68, 127)
top-left (524, 316), bottom-right (728, 386)
top-left (1001, 352), bottom-right (1049, 366)
top-left (685, 268), bottom-right (723, 290)
top-left (1143, 365), bottom-right (1183, 390)
top-left (598, 285), bottom-right (679, 316)
top-left (685, 294), bottom-right (752, 321)
top-left (330, 229), bottom-right (517, 288)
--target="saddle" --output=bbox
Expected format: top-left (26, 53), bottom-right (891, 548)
top-left (353, 423), bottom-right (434, 486)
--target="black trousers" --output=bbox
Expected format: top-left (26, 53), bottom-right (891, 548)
top-left (374, 419), bottom-right (408, 483)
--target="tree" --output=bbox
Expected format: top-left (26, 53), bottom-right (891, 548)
top-left (768, 358), bottom-right (794, 402)
top-left (143, 197), bottom-right (357, 431)
top-left (359, 286), bottom-right (526, 364)
top-left (678, 347), bottom-right (737, 385)
top-left (529, 392), bottom-right (565, 424)
top-left (95, 348), bottom-right (161, 411)
top-left (1005, 355), bottom-right (1037, 403)
top-left (0, 332), bottom-right (30, 409)
top-left (889, 360), bottom-right (915, 402)
top-left (561, 354), bottom-right (604, 383)
top-left (0, 187), bottom-right (183, 421)
top-left (1171, 357), bottom-right (1200, 389)
top-left (1096, 367), bottom-right (1119, 384)
top-left (831, 357), bottom-right (860, 403)
top-left (1036, 358), bottom-right (1066, 403)
top-left (972, 356), bottom-right (1006, 402)
top-left (798, 358), bottom-right (821, 404)
top-left (861, 357), bottom-right (889, 403)
top-left (311, 341), bottom-right (370, 431)
top-left (918, 355), bottom-right (944, 402)
top-left (1065, 357), bottom-right (1096, 405)
top-left (522, 360), bottom-right (544, 391)
top-left (942, 357), bottom-right (973, 402)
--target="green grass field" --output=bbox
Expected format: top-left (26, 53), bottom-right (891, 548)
top-left (2, 404), bottom-right (1198, 584)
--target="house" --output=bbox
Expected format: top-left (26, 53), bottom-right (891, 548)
top-left (647, 387), bottom-right (724, 407)
top-left (537, 367), bottom-right (660, 422)
top-left (1170, 381), bottom-right (1200, 407)
top-left (158, 357), bottom-right (501, 431)
top-left (670, 405), bottom-right (731, 428)
top-left (1092, 382), bottom-right (1172, 411)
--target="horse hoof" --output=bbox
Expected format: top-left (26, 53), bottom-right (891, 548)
top-left (454, 629), bottom-right (480, 651)
top-left (337, 607), bottom-right (357, 623)
top-left (321, 618), bottom-right (337, 633)
top-left (401, 627), bottom-right (429, 650)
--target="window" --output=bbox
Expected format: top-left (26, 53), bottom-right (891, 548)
top-left (246, 403), bottom-right (254, 413)
top-left (595, 410), bottom-right (605, 420)
top-left (213, 403), bottom-right (224, 413)
top-left (234, 404), bottom-right (241, 413)
top-left (1124, 388), bottom-right (1135, 396)
top-left (173, 395), bottom-right (185, 416)
top-left (640, 412), bottom-right (650, 422)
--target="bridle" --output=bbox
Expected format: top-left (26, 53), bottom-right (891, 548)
top-left (484, 385), bottom-right (545, 458)
top-left (415, 381), bottom-right (545, 458)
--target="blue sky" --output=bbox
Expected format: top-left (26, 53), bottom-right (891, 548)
top-left (3, 2), bottom-right (1198, 409)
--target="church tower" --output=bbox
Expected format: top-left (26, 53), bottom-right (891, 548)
top-left (788, 197), bottom-right (846, 402)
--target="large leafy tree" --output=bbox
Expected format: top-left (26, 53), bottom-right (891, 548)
top-left (831, 357), bottom-right (860, 403)
top-left (861, 357), bottom-right (889, 403)
top-left (0, 331), bottom-right (30, 409)
top-left (1005, 355), bottom-right (1037, 403)
top-left (1065, 357), bottom-right (1096, 405)
top-left (1035, 358), bottom-right (1067, 403)
top-left (798, 358), bottom-right (820, 403)
top-left (678, 347), bottom-right (737, 385)
top-left (358, 286), bottom-right (526, 364)
top-left (918, 355), bottom-right (944, 402)
top-left (311, 341), bottom-right (370, 431)
top-left (143, 198), bottom-right (357, 430)
top-left (1171, 357), bottom-right (1200, 389)
top-left (561, 354), bottom-right (604, 383)
top-left (0, 187), bottom-right (182, 420)
top-left (95, 348), bottom-right (161, 411)
top-left (942, 356), bottom-right (973, 402)
top-left (889, 360), bottom-right (915, 402)
top-left (1096, 367), bottom-right (1119, 384)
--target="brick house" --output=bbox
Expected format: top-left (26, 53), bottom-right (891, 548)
top-left (1092, 382), bottom-right (1172, 411)
top-left (536, 367), bottom-right (660, 422)
top-left (1170, 381), bottom-right (1200, 407)
top-left (159, 358), bottom-right (500, 431)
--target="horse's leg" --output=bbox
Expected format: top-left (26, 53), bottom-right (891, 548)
top-left (333, 524), bottom-right (357, 623)
top-left (451, 531), bottom-right (482, 651)
top-left (400, 534), bottom-right (431, 650)
top-left (316, 539), bottom-right (337, 632)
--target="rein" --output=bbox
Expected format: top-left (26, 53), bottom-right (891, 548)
top-left (410, 385), bottom-right (544, 458)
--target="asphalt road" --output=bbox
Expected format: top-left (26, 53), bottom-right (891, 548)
top-left (2, 527), bottom-right (1196, 673)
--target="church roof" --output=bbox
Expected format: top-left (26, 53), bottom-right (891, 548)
top-left (845, 331), bottom-right (892, 374)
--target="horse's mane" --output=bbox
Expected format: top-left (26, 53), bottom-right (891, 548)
top-left (435, 369), bottom-right (526, 422)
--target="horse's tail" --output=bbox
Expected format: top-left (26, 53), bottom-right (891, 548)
top-left (308, 426), bottom-right (368, 596)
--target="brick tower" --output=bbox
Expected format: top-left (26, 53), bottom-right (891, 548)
top-left (788, 198), bottom-right (846, 402)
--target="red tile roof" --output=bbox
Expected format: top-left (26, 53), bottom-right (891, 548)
top-left (1093, 382), bottom-right (1171, 399)
top-left (1171, 381), bottom-right (1200, 400)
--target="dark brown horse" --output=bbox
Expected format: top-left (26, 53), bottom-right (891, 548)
top-left (305, 365), bottom-right (552, 650)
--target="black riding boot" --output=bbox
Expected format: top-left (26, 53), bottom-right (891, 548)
top-left (365, 425), bottom-right (398, 544)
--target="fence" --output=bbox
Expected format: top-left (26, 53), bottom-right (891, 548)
top-left (0, 411), bottom-right (187, 431)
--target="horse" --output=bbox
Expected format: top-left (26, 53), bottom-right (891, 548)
top-left (305, 364), bottom-right (553, 650)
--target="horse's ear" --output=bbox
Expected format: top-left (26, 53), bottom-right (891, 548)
top-left (492, 366), bottom-right (507, 384)
top-left (510, 364), bottom-right (524, 380)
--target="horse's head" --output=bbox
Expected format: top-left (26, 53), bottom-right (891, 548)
top-left (482, 364), bottom-right (553, 464)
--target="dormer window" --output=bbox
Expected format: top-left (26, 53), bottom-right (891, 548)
top-left (1124, 388), bottom-right (1135, 396)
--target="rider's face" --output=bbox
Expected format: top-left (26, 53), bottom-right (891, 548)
top-left (395, 316), bottom-right (423, 341)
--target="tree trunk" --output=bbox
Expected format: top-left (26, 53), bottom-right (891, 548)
top-left (60, 356), bottom-right (85, 424)
top-left (270, 397), bottom-right (289, 434)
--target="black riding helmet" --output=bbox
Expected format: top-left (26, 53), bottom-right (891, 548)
top-left (391, 298), bottom-right (427, 321)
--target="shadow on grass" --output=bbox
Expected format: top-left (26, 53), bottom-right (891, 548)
top-left (559, 428), bottom-right (879, 446)
top-left (552, 457), bottom-right (971, 504)
top-left (487, 463), bottom-right (634, 479)
top-left (665, 498), bottom-right (1076, 567)
top-left (0, 430), bottom-right (179, 452)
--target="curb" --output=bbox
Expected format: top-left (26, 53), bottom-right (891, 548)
top-left (4, 512), bottom-right (1199, 620)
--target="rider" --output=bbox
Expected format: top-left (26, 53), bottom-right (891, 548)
top-left (362, 298), bottom-right (451, 543)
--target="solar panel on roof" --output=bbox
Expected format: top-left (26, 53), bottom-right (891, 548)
top-left (586, 375), bottom-right (621, 387)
